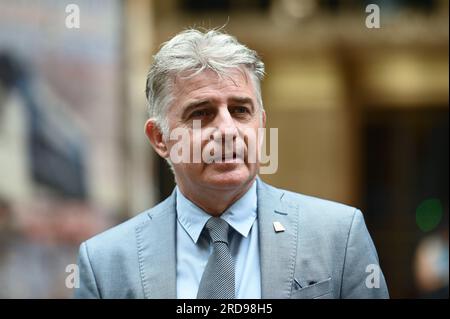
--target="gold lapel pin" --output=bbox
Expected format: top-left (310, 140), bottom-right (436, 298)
top-left (273, 221), bottom-right (285, 233)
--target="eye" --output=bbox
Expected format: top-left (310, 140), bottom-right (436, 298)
top-left (190, 109), bottom-right (211, 118)
top-left (231, 106), bottom-right (250, 114)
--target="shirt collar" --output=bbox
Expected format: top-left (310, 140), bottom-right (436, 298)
top-left (176, 181), bottom-right (257, 244)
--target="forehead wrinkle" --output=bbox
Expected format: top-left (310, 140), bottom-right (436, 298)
top-left (170, 69), bottom-right (255, 116)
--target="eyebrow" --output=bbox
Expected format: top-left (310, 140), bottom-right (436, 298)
top-left (180, 96), bottom-right (255, 119)
top-left (181, 99), bottom-right (213, 120)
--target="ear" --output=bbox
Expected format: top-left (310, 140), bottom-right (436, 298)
top-left (261, 109), bottom-right (266, 128)
top-left (145, 119), bottom-right (169, 158)
top-left (258, 110), bottom-right (266, 150)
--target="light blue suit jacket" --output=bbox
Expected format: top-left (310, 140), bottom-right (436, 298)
top-left (75, 178), bottom-right (389, 299)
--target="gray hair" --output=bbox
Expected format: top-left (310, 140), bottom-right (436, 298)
top-left (145, 28), bottom-right (265, 137)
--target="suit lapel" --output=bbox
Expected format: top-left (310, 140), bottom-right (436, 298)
top-left (134, 179), bottom-right (300, 299)
top-left (135, 191), bottom-right (177, 298)
top-left (257, 178), bottom-right (300, 298)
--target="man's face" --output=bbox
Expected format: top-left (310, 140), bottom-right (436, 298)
top-left (163, 68), bottom-right (265, 193)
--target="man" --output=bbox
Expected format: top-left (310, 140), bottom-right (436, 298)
top-left (75, 29), bottom-right (389, 299)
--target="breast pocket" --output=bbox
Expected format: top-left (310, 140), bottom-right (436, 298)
top-left (290, 277), bottom-right (333, 299)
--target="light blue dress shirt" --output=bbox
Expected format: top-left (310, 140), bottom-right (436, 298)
top-left (176, 181), bottom-right (261, 299)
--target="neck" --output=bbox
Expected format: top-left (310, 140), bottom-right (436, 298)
top-left (177, 178), bottom-right (256, 216)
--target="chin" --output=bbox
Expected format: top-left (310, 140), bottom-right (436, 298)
top-left (203, 164), bottom-right (254, 189)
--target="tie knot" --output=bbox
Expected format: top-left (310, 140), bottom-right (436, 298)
top-left (204, 217), bottom-right (229, 245)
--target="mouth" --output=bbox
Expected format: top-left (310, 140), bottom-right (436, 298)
top-left (213, 152), bottom-right (244, 163)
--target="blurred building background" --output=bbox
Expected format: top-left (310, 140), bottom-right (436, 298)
top-left (0, 0), bottom-right (448, 298)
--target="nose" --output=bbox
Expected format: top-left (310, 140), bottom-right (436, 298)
top-left (213, 107), bottom-right (238, 142)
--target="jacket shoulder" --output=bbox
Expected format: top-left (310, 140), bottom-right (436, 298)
top-left (263, 182), bottom-right (359, 222)
top-left (285, 189), bottom-right (357, 217)
top-left (260, 182), bottom-right (360, 241)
